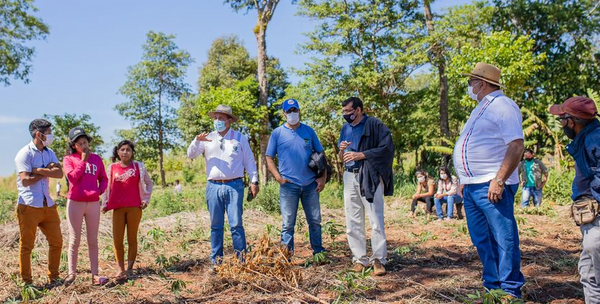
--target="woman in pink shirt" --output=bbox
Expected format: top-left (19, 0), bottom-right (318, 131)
top-left (102, 140), bottom-right (153, 280)
top-left (62, 127), bottom-right (108, 285)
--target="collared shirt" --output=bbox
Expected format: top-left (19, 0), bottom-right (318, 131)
top-left (266, 123), bottom-right (324, 187)
top-left (453, 90), bottom-right (523, 185)
top-left (187, 129), bottom-right (258, 183)
top-left (15, 141), bottom-right (60, 208)
top-left (338, 115), bottom-right (367, 170)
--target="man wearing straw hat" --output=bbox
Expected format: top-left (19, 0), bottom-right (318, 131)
top-left (453, 63), bottom-right (525, 298)
top-left (187, 105), bottom-right (259, 271)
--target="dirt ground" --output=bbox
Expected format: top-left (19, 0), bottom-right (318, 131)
top-left (0, 198), bottom-right (586, 303)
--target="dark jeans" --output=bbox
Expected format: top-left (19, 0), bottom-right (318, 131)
top-left (411, 196), bottom-right (434, 214)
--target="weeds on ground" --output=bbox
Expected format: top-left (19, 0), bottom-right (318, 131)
top-left (169, 279), bottom-right (189, 295)
top-left (515, 205), bottom-right (558, 217)
top-left (466, 289), bottom-right (524, 304)
top-left (330, 268), bottom-right (376, 303)
top-left (323, 220), bottom-right (345, 248)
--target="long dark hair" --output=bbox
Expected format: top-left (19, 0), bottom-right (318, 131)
top-left (112, 140), bottom-right (136, 162)
top-left (438, 166), bottom-right (450, 179)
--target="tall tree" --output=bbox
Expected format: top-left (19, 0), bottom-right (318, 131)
top-left (423, 0), bottom-right (449, 162)
top-left (296, 0), bottom-right (424, 168)
top-left (226, 0), bottom-right (283, 185)
top-left (43, 113), bottom-right (104, 161)
top-left (0, 0), bottom-right (49, 86)
top-left (117, 31), bottom-right (193, 187)
top-left (181, 36), bottom-right (288, 161)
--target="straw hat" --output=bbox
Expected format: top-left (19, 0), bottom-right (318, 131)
top-left (208, 104), bottom-right (238, 122)
top-left (462, 62), bottom-right (506, 88)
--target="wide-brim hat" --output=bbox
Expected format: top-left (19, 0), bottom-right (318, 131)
top-left (208, 104), bottom-right (238, 122)
top-left (462, 62), bottom-right (506, 89)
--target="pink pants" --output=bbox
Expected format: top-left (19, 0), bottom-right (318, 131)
top-left (67, 200), bottom-right (100, 276)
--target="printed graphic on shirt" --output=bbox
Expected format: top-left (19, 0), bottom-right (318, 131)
top-left (84, 163), bottom-right (98, 175)
top-left (115, 167), bottom-right (136, 182)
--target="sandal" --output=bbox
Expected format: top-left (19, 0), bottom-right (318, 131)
top-left (92, 275), bottom-right (109, 286)
top-left (64, 274), bottom-right (77, 286)
top-left (115, 271), bottom-right (127, 281)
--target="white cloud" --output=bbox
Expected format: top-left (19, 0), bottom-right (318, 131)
top-left (0, 115), bottom-right (29, 124)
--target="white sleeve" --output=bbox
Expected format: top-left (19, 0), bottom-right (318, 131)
top-left (187, 138), bottom-right (205, 159)
top-left (15, 149), bottom-right (31, 173)
top-left (496, 99), bottom-right (524, 145)
top-left (241, 135), bottom-right (259, 183)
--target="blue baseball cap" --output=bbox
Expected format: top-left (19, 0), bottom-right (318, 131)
top-left (282, 99), bottom-right (300, 112)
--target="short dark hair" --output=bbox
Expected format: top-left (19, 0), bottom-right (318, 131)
top-left (342, 97), bottom-right (364, 112)
top-left (175, 179), bottom-right (180, 184)
top-left (29, 119), bottom-right (52, 138)
top-left (524, 149), bottom-right (534, 155)
top-left (112, 140), bottom-right (136, 162)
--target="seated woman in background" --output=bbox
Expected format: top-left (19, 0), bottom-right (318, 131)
top-left (410, 169), bottom-right (435, 218)
top-left (433, 166), bottom-right (464, 221)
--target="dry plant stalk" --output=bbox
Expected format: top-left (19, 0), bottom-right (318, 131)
top-left (215, 234), bottom-right (302, 289)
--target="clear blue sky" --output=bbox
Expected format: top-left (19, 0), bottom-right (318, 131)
top-left (0, 0), bottom-right (471, 177)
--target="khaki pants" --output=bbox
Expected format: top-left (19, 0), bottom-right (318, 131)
top-left (112, 207), bottom-right (142, 264)
top-left (17, 204), bottom-right (63, 284)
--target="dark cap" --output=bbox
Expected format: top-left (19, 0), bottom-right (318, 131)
top-left (549, 96), bottom-right (599, 120)
top-left (68, 127), bottom-right (92, 143)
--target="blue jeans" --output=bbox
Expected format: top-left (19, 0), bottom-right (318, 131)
top-left (279, 181), bottom-right (325, 254)
top-left (463, 182), bottom-right (525, 298)
top-left (206, 179), bottom-right (246, 264)
top-left (521, 186), bottom-right (542, 207)
top-left (434, 195), bottom-right (461, 219)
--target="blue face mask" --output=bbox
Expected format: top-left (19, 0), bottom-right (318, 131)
top-left (214, 120), bottom-right (227, 132)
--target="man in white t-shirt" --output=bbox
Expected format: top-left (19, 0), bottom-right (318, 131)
top-left (55, 181), bottom-right (62, 198)
top-left (453, 63), bottom-right (525, 299)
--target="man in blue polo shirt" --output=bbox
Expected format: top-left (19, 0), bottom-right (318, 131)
top-left (266, 98), bottom-right (327, 256)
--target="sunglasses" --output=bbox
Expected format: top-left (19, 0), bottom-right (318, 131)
top-left (558, 115), bottom-right (573, 121)
top-left (284, 108), bottom-right (299, 114)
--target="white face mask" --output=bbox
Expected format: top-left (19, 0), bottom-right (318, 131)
top-left (467, 85), bottom-right (479, 101)
top-left (286, 112), bottom-right (300, 125)
top-left (417, 176), bottom-right (425, 183)
top-left (440, 174), bottom-right (448, 180)
top-left (214, 120), bottom-right (227, 132)
top-left (42, 133), bottom-right (54, 147)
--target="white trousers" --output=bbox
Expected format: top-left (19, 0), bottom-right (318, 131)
top-left (343, 171), bottom-right (387, 265)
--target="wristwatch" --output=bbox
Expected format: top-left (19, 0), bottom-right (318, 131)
top-left (492, 177), bottom-right (505, 187)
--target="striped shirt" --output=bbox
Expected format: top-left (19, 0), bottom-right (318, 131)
top-left (453, 91), bottom-right (523, 185)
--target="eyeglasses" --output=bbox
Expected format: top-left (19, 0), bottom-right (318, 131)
top-left (467, 79), bottom-right (481, 86)
top-left (285, 108), bottom-right (299, 114)
top-left (558, 115), bottom-right (573, 121)
top-left (342, 109), bottom-right (356, 115)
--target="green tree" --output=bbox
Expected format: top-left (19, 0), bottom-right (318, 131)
top-left (296, 0), bottom-right (424, 169)
top-left (43, 113), bottom-right (104, 161)
top-left (116, 31), bottom-right (193, 187)
top-left (183, 35), bottom-right (288, 162)
top-left (0, 0), bottom-right (49, 86)
top-left (225, 0), bottom-right (284, 185)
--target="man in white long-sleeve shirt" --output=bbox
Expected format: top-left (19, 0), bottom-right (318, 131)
top-left (187, 105), bottom-right (259, 268)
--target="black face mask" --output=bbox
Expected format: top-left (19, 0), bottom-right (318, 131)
top-left (343, 112), bottom-right (356, 124)
top-left (525, 157), bottom-right (533, 161)
top-left (563, 125), bottom-right (577, 139)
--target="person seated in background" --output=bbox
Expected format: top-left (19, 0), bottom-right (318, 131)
top-left (410, 169), bottom-right (435, 218)
top-left (173, 179), bottom-right (182, 194)
top-left (434, 166), bottom-right (464, 221)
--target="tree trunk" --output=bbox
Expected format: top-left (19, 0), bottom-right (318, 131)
top-left (255, 22), bottom-right (270, 186)
top-left (424, 1), bottom-right (450, 166)
top-left (158, 89), bottom-right (166, 187)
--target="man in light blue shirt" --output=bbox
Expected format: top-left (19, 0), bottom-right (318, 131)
top-left (14, 118), bottom-right (64, 285)
top-left (266, 98), bottom-right (327, 256)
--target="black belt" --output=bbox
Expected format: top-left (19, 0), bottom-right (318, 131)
top-left (210, 177), bottom-right (242, 183)
top-left (345, 168), bottom-right (360, 173)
